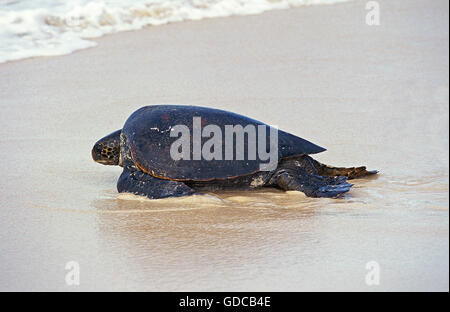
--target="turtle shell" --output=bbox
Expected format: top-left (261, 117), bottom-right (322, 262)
top-left (122, 105), bottom-right (326, 181)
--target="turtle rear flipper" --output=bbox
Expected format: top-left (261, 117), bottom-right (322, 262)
top-left (273, 170), bottom-right (353, 198)
top-left (117, 169), bottom-right (195, 199)
top-left (319, 164), bottom-right (378, 180)
top-left (305, 156), bottom-right (378, 180)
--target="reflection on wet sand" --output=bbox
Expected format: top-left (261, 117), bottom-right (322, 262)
top-left (91, 190), bottom-right (320, 291)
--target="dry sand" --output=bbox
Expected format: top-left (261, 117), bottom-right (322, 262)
top-left (0, 0), bottom-right (448, 291)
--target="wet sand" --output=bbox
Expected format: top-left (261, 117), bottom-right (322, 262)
top-left (0, 0), bottom-right (448, 291)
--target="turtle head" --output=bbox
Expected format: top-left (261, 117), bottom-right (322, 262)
top-left (92, 130), bottom-right (122, 166)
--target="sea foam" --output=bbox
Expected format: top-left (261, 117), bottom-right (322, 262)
top-left (0, 0), bottom-right (350, 63)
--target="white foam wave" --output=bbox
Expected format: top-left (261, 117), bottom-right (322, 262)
top-left (0, 0), bottom-right (350, 63)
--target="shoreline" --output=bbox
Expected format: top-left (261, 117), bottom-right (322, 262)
top-left (0, 0), bottom-right (354, 66)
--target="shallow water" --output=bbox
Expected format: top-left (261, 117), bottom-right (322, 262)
top-left (0, 0), bottom-right (448, 291)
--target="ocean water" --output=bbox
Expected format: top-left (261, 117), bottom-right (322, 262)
top-left (0, 0), bottom-right (349, 63)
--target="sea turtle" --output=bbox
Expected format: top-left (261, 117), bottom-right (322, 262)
top-left (92, 105), bottom-right (377, 199)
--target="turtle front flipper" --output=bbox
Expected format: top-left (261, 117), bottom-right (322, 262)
top-left (117, 169), bottom-right (196, 199)
top-left (272, 170), bottom-right (353, 198)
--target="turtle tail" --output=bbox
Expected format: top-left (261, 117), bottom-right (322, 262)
top-left (308, 157), bottom-right (378, 180)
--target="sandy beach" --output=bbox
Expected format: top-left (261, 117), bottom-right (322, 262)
top-left (0, 0), bottom-right (448, 291)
